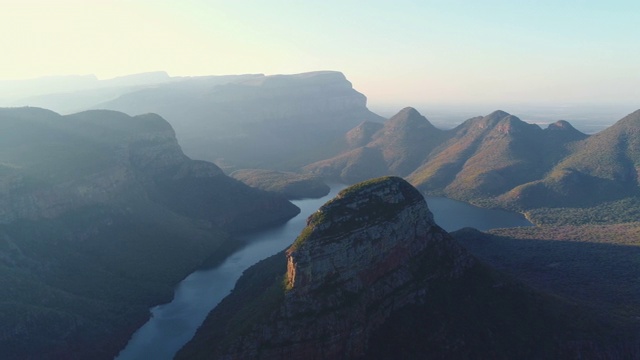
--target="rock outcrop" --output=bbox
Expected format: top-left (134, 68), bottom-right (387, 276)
top-left (274, 177), bottom-right (474, 358)
top-left (178, 177), bottom-right (597, 359)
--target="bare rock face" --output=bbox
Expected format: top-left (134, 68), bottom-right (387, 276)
top-left (194, 177), bottom-right (475, 359)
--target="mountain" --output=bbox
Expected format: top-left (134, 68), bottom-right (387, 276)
top-left (408, 110), bottom-right (587, 202)
top-left (95, 71), bottom-right (384, 170)
top-left (304, 107), bottom-right (446, 182)
top-left (501, 109), bottom-right (640, 208)
top-left (0, 107), bottom-right (299, 359)
top-left (177, 177), bottom-right (608, 359)
top-left (305, 107), bottom-right (640, 220)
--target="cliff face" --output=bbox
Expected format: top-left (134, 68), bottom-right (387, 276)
top-left (285, 176), bottom-right (470, 297)
top-left (180, 176), bottom-right (475, 359)
top-left (275, 177), bottom-right (474, 358)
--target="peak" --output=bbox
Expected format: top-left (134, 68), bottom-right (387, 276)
top-left (289, 177), bottom-right (430, 253)
top-left (387, 107), bottom-right (435, 129)
top-left (328, 176), bottom-right (424, 210)
top-left (491, 114), bottom-right (537, 135)
top-left (390, 107), bottom-right (422, 120)
top-left (395, 107), bottom-right (421, 116)
top-left (486, 110), bottom-right (512, 119)
top-left (618, 109), bottom-right (640, 124)
top-left (547, 120), bottom-right (577, 131)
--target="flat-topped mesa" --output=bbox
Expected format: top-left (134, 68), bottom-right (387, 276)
top-left (285, 177), bottom-right (468, 310)
top-left (291, 176), bottom-right (431, 244)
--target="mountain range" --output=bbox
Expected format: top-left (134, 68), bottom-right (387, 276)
top-left (5, 71), bottom-right (383, 170)
top-left (306, 107), bottom-right (640, 222)
top-left (3, 70), bottom-right (640, 358)
top-left (0, 107), bottom-right (298, 359)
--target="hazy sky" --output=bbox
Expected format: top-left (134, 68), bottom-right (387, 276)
top-left (2, 0), bottom-right (638, 108)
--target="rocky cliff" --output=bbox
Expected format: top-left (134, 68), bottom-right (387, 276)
top-left (178, 177), bottom-right (602, 359)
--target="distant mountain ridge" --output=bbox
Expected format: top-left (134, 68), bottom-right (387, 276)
top-left (95, 71), bottom-right (384, 170)
top-left (305, 107), bottom-right (640, 216)
top-left (1, 72), bottom-right (176, 113)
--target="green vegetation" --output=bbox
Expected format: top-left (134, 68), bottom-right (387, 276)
top-left (230, 169), bottom-right (329, 199)
top-left (288, 222), bottom-right (315, 254)
top-left (453, 225), bottom-right (640, 326)
top-left (333, 175), bottom-right (396, 198)
top-left (525, 196), bottom-right (640, 225)
top-left (289, 177), bottom-right (410, 253)
top-left (304, 108), bottom-right (447, 182)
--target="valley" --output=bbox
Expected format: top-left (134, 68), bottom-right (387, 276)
top-left (3, 1), bottom-right (639, 358)
top-left (1, 70), bottom-right (638, 359)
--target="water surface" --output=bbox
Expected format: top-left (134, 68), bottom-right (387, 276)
top-left (426, 196), bottom-right (532, 232)
top-left (115, 185), bottom-right (347, 360)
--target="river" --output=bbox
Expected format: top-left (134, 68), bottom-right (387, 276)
top-left (115, 185), bottom-right (531, 359)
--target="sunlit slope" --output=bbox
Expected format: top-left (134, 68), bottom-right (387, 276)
top-left (503, 110), bottom-right (640, 208)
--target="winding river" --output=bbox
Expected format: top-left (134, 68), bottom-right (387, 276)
top-left (116, 185), bottom-right (531, 359)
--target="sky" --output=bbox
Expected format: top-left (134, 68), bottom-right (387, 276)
top-left (1, 0), bottom-right (639, 110)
